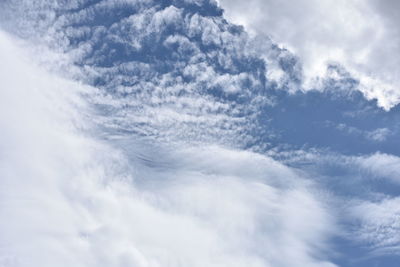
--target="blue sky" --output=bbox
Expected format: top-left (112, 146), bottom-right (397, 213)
top-left (0, 0), bottom-right (399, 266)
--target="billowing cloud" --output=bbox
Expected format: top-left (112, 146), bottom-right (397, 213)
top-left (218, 0), bottom-right (400, 110)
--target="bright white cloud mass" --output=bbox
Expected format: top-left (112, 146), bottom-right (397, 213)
top-left (0, 1), bottom-right (400, 267)
top-left (219, 0), bottom-right (400, 110)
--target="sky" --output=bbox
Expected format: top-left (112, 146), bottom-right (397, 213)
top-left (0, 0), bottom-right (399, 266)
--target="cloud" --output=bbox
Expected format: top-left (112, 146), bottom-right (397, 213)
top-left (0, 0), bottom-right (256, 146)
top-left (267, 148), bottom-right (400, 258)
top-left (218, 0), bottom-right (400, 110)
top-left (0, 0), bottom-right (305, 151)
top-left (324, 121), bottom-right (392, 142)
top-left (355, 153), bottom-right (400, 184)
top-left (365, 128), bottom-right (392, 142)
top-left (275, 149), bottom-right (400, 187)
top-left (0, 22), bottom-right (337, 267)
top-left (351, 197), bottom-right (400, 253)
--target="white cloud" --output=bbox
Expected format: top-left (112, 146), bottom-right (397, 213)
top-left (351, 197), bottom-right (400, 253)
top-left (218, 0), bottom-right (400, 110)
top-left (365, 128), bottom-right (392, 142)
top-left (0, 30), bottom-right (337, 267)
top-left (265, 149), bottom-right (400, 254)
top-left (275, 149), bottom-right (400, 186)
top-left (324, 121), bottom-right (392, 142)
top-left (355, 153), bottom-right (400, 184)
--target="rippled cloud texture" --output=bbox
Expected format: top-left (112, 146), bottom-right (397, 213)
top-left (0, 1), bottom-right (399, 267)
